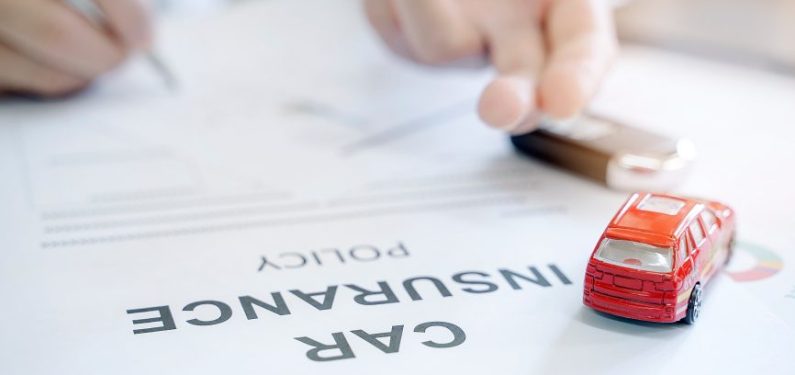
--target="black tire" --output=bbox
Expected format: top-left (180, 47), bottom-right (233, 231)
top-left (683, 283), bottom-right (703, 325)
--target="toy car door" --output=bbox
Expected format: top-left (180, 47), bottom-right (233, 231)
top-left (676, 234), bottom-right (696, 289)
top-left (699, 209), bottom-right (723, 277)
top-left (688, 218), bottom-right (712, 281)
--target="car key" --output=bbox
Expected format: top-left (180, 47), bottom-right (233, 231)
top-left (510, 113), bottom-right (696, 191)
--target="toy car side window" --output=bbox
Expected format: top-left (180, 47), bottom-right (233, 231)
top-left (700, 210), bottom-right (718, 233)
top-left (689, 220), bottom-right (706, 248)
top-left (678, 236), bottom-right (689, 264)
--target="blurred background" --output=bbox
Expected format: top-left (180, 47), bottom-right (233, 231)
top-left (615, 0), bottom-right (795, 74)
top-left (154, 0), bottom-right (795, 75)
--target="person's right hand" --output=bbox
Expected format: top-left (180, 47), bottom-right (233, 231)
top-left (0, 0), bottom-right (151, 97)
top-left (365, 0), bottom-right (617, 134)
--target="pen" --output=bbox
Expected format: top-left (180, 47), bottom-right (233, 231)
top-left (65, 0), bottom-right (178, 90)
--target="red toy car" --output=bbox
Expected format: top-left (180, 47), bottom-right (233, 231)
top-left (583, 192), bottom-right (736, 324)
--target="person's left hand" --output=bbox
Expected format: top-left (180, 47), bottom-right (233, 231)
top-left (364, 0), bottom-right (618, 134)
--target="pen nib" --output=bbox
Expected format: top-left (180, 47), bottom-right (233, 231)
top-left (145, 52), bottom-right (179, 91)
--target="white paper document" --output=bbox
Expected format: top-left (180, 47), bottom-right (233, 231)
top-left (1, 1), bottom-right (794, 374)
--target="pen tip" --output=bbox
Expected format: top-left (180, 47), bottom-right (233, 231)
top-left (145, 53), bottom-right (179, 91)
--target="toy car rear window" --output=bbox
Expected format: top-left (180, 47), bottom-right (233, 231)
top-left (636, 196), bottom-right (686, 215)
top-left (594, 238), bottom-right (674, 273)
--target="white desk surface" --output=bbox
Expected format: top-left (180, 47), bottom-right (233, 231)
top-left (1, 1), bottom-right (794, 374)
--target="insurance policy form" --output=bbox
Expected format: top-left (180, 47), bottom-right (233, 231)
top-left (1, 1), bottom-right (794, 374)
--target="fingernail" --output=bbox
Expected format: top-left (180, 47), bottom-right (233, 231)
top-left (509, 111), bottom-right (542, 135)
top-left (478, 75), bottom-right (534, 132)
top-left (538, 113), bottom-right (582, 130)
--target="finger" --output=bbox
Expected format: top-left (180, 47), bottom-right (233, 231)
top-left (478, 25), bottom-right (546, 131)
top-left (363, 0), bottom-right (414, 60)
top-left (539, 0), bottom-right (617, 119)
top-left (0, 0), bottom-right (125, 79)
top-left (390, 0), bottom-right (483, 64)
top-left (0, 42), bottom-right (86, 96)
top-left (94, 0), bottom-right (152, 49)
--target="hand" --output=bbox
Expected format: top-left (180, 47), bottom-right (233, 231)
top-left (0, 0), bottom-right (151, 97)
top-left (364, 0), bottom-right (618, 133)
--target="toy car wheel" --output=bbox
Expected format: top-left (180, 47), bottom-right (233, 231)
top-left (684, 283), bottom-right (703, 325)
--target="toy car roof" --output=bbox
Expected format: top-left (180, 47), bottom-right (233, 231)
top-left (606, 192), bottom-right (703, 247)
